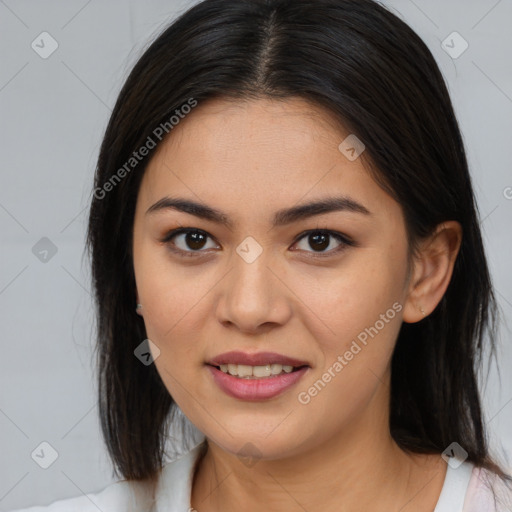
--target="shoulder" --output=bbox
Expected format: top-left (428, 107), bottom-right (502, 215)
top-left (7, 479), bottom-right (156, 512)
top-left (463, 465), bottom-right (512, 512)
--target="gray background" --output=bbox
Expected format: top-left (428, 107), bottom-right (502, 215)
top-left (1, 0), bottom-right (511, 509)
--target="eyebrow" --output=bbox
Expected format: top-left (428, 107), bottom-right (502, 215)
top-left (145, 195), bottom-right (372, 228)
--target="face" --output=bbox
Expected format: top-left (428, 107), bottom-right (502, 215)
top-left (132, 97), bottom-right (412, 460)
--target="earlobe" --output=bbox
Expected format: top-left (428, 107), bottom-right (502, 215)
top-left (402, 221), bottom-right (462, 324)
top-left (135, 290), bottom-right (143, 315)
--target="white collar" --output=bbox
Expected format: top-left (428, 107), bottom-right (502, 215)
top-left (153, 441), bottom-right (473, 512)
top-left (434, 461), bottom-right (474, 512)
top-left (155, 441), bottom-right (206, 512)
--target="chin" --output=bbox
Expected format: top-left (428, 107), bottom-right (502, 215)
top-left (204, 425), bottom-right (309, 462)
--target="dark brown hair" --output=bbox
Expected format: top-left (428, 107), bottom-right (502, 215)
top-left (86, 0), bottom-right (511, 498)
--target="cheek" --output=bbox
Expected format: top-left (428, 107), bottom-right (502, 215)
top-left (294, 254), bottom-right (404, 356)
top-left (134, 246), bottom-right (184, 339)
top-left (136, 241), bottom-right (192, 314)
top-left (138, 268), bottom-right (208, 401)
top-left (292, 261), bottom-right (404, 431)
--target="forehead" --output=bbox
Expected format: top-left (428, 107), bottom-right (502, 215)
top-left (138, 97), bottom-right (402, 228)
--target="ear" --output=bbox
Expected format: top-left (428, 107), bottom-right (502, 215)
top-left (402, 221), bottom-right (462, 323)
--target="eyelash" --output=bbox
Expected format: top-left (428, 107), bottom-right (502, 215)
top-left (161, 227), bottom-right (355, 259)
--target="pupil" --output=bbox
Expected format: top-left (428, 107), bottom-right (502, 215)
top-left (187, 231), bottom-right (206, 250)
top-left (310, 232), bottom-right (329, 251)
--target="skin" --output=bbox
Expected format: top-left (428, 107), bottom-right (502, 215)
top-left (132, 97), bottom-right (462, 512)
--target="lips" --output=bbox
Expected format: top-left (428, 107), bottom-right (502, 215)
top-left (206, 351), bottom-right (310, 368)
top-left (207, 365), bottom-right (310, 400)
top-left (205, 351), bottom-right (311, 400)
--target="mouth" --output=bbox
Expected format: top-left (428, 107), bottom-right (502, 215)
top-left (205, 351), bottom-right (311, 401)
top-left (207, 363), bottom-right (309, 379)
top-left (206, 364), bottom-right (310, 400)
top-left (206, 350), bottom-right (310, 369)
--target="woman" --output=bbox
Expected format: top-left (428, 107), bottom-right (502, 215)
top-left (12, 0), bottom-right (512, 510)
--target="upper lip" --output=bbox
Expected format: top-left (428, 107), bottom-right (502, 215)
top-left (206, 351), bottom-right (310, 368)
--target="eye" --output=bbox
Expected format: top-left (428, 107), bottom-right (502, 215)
top-left (162, 228), bottom-right (219, 257)
top-left (291, 229), bottom-right (354, 257)
top-left (161, 227), bottom-right (355, 259)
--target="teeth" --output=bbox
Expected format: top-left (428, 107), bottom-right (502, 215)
top-left (237, 364), bottom-right (253, 377)
top-left (217, 363), bottom-right (297, 378)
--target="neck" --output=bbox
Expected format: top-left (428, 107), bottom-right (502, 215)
top-left (191, 378), bottom-right (446, 512)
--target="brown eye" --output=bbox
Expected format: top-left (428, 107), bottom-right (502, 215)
top-left (163, 228), bottom-right (218, 255)
top-left (182, 231), bottom-right (208, 250)
top-left (307, 232), bottom-right (330, 251)
top-left (162, 227), bottom-right (354, 259)
top-left (292, 230), bottom-right (354, 256)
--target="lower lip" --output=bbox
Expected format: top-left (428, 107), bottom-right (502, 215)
top-left (206, 365), bottom-right (309, 401)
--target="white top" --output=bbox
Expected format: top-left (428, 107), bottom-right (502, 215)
top-left (9, 441), bottom-right (512, 512)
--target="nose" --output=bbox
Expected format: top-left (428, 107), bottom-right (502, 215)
top-left (215, 248), bottom-right (293, 334)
